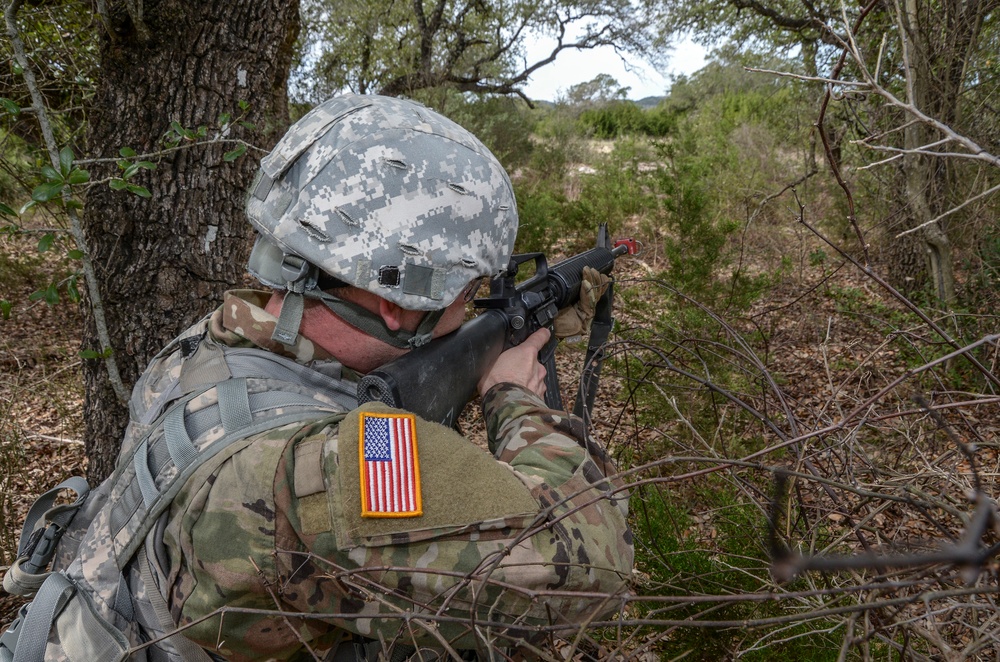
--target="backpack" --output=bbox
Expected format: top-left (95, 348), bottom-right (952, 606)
top-left (1, 318), bottom-right (357, 662)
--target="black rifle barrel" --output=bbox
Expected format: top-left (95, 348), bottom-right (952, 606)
top-left (357, 243), bottom-right (628, 427)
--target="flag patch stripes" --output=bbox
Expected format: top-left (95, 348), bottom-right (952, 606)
top-left (359, 411), bottom-right (422, 517)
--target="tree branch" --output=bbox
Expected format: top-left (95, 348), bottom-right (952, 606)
top-left (5, 0), bottom-right (129, 404)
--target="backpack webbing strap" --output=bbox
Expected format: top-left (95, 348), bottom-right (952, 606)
top-left (10, 572), bottom-right (131, 662)
top-left (114, 383), bottom-right (352, 547)
top-left (164, 405), bottom-right (198, 470)
top-left (111, 340), bottom-right (358, 568)
top-left (4, 574), bottom-right (71, 662)
top-left (6, 573), bottom-right (71, 662)
top-left (14, 477), bottom-right (89, 560)
top-left (116, 408), bottom-right (349, 566)
top-left (136, 549), bottom-right (213, 662)
top-left (112, 573), bottom-right (134, 623)
top-left (220, 347), bottom-right (358, 410)
top-left (3, 477), bottom-right (90, 597)
top-left (217, 377), bottom-right (253, 433)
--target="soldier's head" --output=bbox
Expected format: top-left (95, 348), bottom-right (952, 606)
top-left (244, 94), bottom-right (517, 359)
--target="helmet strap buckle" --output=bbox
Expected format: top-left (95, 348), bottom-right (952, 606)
top-left (280, 254), bottom-right (314, 294)
top-left (271, 254), bottom-right (318, 347)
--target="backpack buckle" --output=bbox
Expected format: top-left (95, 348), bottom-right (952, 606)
top-left (0, 602), bottom-right (29, 662)
top-left (22, 523), bottom-right (63, 576)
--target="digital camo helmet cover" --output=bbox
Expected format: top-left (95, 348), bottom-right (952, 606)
top-left (245, 94), bottom-right (518, 311)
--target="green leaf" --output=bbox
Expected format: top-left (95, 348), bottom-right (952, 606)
top-left (31, 181), bottom-right (64, 202)
top-left (121, 161), bottom-right (153, 179)
top-left (218, 112), bottom-right (232, 127)
top-left (37, 233), bottom-right (55, 252)
top-left (67, 249), bottom-right (85, 259)
top-left (0, 299), bottom-right (11, 320)
top-left (196, 125), bottom-right (208, 138)
top-left (79, 349), bottom-right (102, 359)
top-left (12, 62), bottom-right (23, 75)
top-left (59, 146), bottom-right (75, 177)
top-left (28, 289), bottom-right (45, 302)
top-left (237, 121), bottom-right (256, 131)
top-left (66, 275), bottom-right (81, 303)
top-left (65, 200), bottom-right (84, 210)
top-left (0, 202), bottom-right (16, 217)
top-left (40, 165), bottom-right (61, 182)
top-left (238, 99), bottom-right (250, 111)
top-left (117, 159), bottom-right (131, 170)
top-left (119, 146), bottom-right (137, 157)
top-left (126, 184), bottom-right (151, 198)
top-left (0, 98), bottom-right (20, 116)
top-left (44, 284), bottom-right (59, 305)
top-left (109, 179), bottom-right (127, 191)
top-left (18, 200), bottom-right (36, 215)
top-left (223, 143), bottom-right (247, 162)
top-left (67, 168), bottom-right (90, 185)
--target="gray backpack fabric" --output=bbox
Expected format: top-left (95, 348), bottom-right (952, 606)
top-left (1, 317), bottom-right (357, 662)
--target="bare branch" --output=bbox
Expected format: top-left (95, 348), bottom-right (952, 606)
top-left (5, 0), bottom-right (129, 404)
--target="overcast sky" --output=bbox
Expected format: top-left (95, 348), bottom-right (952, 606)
top-left (521, 36), bottom-right (709, 101)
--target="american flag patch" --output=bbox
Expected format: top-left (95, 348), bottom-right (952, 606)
top-left (359, 412), bottom-right (422, 517)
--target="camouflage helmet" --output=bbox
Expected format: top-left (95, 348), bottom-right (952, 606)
top-left (245, 94), bottom-right (518, 348)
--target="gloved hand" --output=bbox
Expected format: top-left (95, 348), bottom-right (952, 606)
top-left (553, 266), bottom-right (611, 339)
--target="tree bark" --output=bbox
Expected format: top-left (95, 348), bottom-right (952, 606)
top-left (892, 0), bottom-right (992, 306)
top-left (81, 0), bottom-right (299, 482)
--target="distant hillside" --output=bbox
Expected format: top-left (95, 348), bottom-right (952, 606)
top-left (528, 96), bottom-right (665, 108)
top-left (635, 96), bottom-right (665, 108)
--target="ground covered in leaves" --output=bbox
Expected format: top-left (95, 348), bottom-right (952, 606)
top-left (2, 219), bottom-right (999, 657)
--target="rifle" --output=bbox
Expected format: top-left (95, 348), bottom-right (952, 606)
top-left (357, 225), bottom-right (638, 427)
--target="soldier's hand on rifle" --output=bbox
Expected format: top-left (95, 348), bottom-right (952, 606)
top-left (553, 266), bottom-right (611, 340)
top-left (478, 327), bottom-right (550, 398)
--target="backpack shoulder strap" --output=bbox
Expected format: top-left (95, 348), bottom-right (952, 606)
top-left (109, 339), bottom-right (358, 568)
top-left (2, 477), bottom-right (90, 597)
top-left (0, 572), bottom-right (130, 662)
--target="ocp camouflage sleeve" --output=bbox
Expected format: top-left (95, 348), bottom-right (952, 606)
top-left (483, 382), bottom-right (631, 521)
top-left (166, 385), bottom-right (633, 660)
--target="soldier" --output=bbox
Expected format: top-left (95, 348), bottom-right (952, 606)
top-left (5, 94), bottom-right (632, 662)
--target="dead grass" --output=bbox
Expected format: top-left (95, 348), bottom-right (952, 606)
top-left (1, 208), bottom-right (998, 658)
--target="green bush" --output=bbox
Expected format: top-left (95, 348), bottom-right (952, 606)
top-left (630, 482), bottom-right (841, 660)
top-left (578, 101), bottom-right (677, 138)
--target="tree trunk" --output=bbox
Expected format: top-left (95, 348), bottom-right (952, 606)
top-left (81, 0), bottom-right (299, 483)
top-left (900, 0), bottom-right (960, 308)
top-left (891, 0), bottom-right (990, 307)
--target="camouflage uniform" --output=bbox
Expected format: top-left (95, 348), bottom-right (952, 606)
top-left (145, 290), bottom-right (634, 660)
top-left (2, 96), bottom-right (631, 662)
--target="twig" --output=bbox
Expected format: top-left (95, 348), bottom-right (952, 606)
top-left (249, 555), bottom-right (322, 662)
top-left (23, 434), bottom-right (84, 446)
top-left (5, 0), bottom-right (128, 404)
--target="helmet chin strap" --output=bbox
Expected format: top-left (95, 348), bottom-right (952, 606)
top-left (314, 292), bottom-right (445, 349)
top-left (271, 255), bottom-right (313, 346)
top-left (270, 255), bottom-right (446, 351)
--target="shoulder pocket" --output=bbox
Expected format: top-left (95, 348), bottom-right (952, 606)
top-left (328, 403), bottom-right (539, 549)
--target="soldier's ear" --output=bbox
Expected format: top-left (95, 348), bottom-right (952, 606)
top-left (378, 298), bottom-right (405, 331)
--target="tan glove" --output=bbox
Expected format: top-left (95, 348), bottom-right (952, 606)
top-left (553, 266), bottom-right (611, 339)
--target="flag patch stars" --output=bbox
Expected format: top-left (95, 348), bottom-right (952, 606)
top-left (359, 411), bottom-right (422, 517)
